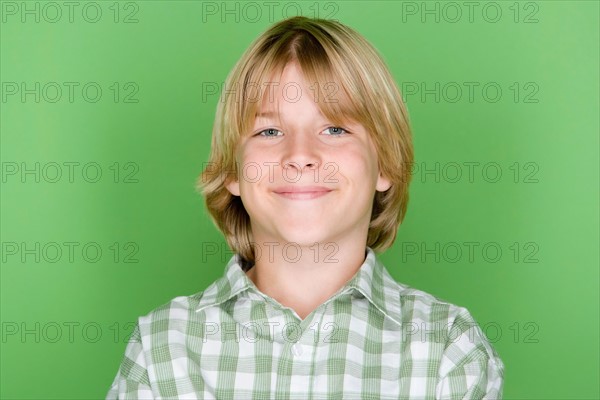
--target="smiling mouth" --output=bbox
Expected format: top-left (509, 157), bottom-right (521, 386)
top-left (273, 186), bottom-right (333, 200)
top-left (275, 191), bottom-right (331, 200)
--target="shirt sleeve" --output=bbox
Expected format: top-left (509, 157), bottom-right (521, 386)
top-left (435, 308), bottom-right (505, 399)
top-left (106, 323), bottom-right (155, 400)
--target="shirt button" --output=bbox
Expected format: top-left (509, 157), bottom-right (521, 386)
top-left (291, 343), bottom-right (303, 356)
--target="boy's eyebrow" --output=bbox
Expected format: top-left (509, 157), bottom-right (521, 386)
top-left (256, 110), bottom-right (325, 118)
top-left (255, 111), bottom-right (278, 118)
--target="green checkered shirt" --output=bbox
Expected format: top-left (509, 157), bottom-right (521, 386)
top-left (107, 248), bottom-right (504, 399)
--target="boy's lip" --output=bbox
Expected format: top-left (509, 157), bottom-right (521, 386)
top-left (273, 185), bottom-right (333, 193)
top-left (272, 185), bottom-right (334, 199)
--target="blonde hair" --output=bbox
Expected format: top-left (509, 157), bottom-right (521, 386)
top-left (198, 16), bottom-right (413, 269)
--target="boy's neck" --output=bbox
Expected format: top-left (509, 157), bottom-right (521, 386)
top-left (244, 239), bottom-right (368, 321)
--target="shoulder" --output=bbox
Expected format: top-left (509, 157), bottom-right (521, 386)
top-left (384, 273), bottom-right (504, 374)
top-left (397, 282), bottom-right (484, 347)
top-left (135, 290), bottom-right (207, 337)
top-left (401, 284), bottom-right (469, 323)
top-left (379, 265), bottom-right (474, 326)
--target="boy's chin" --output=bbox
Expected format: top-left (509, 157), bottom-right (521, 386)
top-left (272, 227), bottom-right (337, 248)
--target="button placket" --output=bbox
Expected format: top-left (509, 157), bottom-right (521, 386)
top-left (291, 342), bottom-right (303, 356)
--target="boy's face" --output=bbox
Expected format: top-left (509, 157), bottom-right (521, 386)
top-left (226, 62), bottom-right (391, 248)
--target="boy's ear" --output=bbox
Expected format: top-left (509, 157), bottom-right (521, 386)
top-left (376, 172), bottom-right (392, 192)
top-left (226, 177), bottom-right (241, 196)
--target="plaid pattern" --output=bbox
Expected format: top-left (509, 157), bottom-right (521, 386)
top-left (107, 248), bottom-right (504, 399)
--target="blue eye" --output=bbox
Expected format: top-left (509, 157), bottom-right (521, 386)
top-left (258, 128), bottom-right (282, 137)
top-left (323, 126), bottom-right (348, 136)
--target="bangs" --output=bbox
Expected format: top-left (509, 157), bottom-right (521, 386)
top-left (228, 29), bottom-right (371, 139)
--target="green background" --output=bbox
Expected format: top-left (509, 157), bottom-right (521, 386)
top-left (1, 0), bottom-right (598, 398)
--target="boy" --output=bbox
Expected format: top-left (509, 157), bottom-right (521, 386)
top-left (107, 16), bottom-right (504, 399)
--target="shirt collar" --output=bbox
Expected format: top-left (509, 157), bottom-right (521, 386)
top-left (195, 247), bottom-right (402, 326)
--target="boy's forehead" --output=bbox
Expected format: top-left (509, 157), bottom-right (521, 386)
top-left (250, 65), bottom-right (362, 127)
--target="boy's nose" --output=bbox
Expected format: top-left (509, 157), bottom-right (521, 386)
top-left (280, 132), bottom-right (320, 172)
top-left (283, 160), bottom-right (318, 171)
